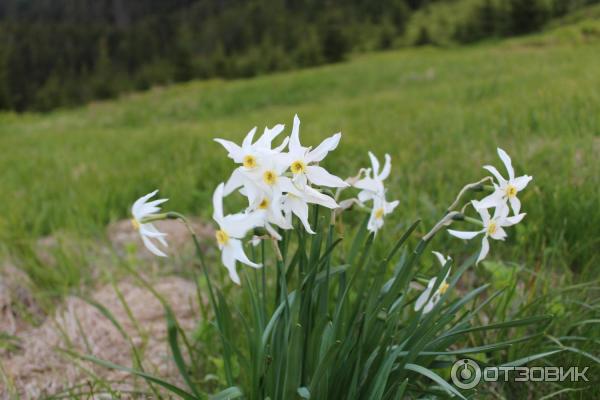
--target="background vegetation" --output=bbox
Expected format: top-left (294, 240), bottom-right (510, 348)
top-left (1, 0), bottom-right (599, 111)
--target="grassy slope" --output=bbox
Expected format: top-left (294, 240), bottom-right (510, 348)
top-left (1, 35), bottom-right (598, 272)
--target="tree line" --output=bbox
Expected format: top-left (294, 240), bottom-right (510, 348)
top-left (0, 0), bottom-right (596, 112)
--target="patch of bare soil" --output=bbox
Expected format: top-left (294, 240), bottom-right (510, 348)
top-left (1, 277), bottom-right (199, 399)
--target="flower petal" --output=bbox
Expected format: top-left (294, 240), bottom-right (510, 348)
top-left (214, 139), bottom-right (244, 162)
top-left (222, 211), bottom-right (265, 239)
top-left (432, 251), bottom-right (449, 267)
top-left (378, 154), bottom-right (392, 181)
top-left (497, 148), bottom-right (514, 181)
top-left (221, 246), bottom-right (241, 285)
top-left (141, 235), bottom-right (167, 257)
top-left (368, 152), bottom-right (380, 177)
top-left (509, 195), bottom-right (521, 215)
top-left (483, 165), bottom-right (507, 185)
top-left (502, 213), bottom-right (526, 227)
top-left (305, 165), bottom-right (348, 188)
top-left (447, 229), bottom-right (482, 240)
top-left (306, 133), bottom-right (341, 163)
top-left (476, 236), bottom-right (490, 264)
top-left (212, 183), bottom-right (225, 223)
top-left (231, 239), bottom-right (262, 269)
top-left (242, 127), bottom-right (257, 148)
top-left (289, 114), bottom-right (303, 153)
top-left (477, 190), bottom-right (505, 210)
top-left (132, 190), bottom-right (159, 219)
top-left (513, 175), bottom-right (532, 191)
top-left (415, 283), bottom-right (434, 312)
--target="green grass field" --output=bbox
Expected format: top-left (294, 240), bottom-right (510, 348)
top-left (1, 23), bottom-right (599, 398)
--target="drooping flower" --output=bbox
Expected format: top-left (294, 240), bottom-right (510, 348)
top-left (131, 190), bottom-right (169, 257)
top-left (367, 194), bottom-right (399, 234)
top-left (285, 114), bottom-right (348, 189)
top-left (212, 183), bottom-right (265, 285)
top-left (478, 148), bottom-right (533, 215)
top-left (447, 201), bottom-right (526, 264)
top-left (415, 252), bottom-right (452, 314)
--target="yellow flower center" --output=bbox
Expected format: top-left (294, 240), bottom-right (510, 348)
top-left (290, 160), bottom-right (306, 174)
top-left (215, 229), bottom-right (229, 245)
top-left (487, 221), bottom-right (497, 235)
top-left (258, 198), bottom-right (270, 209)
top-left (263, 170), bottom-right (277, 185)
top-left (243, 155), bottom-right (257, 169)
top-left (439, 281), bottom-right (449, 295)
top-left (506, 184), bottom-right (517, 198)
top-left (374, 207), bottom-right (385, 219)
top-left (131, 218), bottom-right (140, 230)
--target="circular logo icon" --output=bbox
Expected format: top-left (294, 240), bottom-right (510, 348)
top-left (451, 359), bottom-right (481, 389)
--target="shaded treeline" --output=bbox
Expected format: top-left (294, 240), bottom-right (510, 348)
top-left (0, 0), bottom-right (596, 112)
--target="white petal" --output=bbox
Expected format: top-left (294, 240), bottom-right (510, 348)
top-left (132, 190), bottom-right (159, 219)
top-left (368, 152), bottom-right (380, 177)
top-left (214, 139), bottom-right (244, 162)
top-left (231, 239), bottom-right (262, 269)
top-left (513, 175), bottom-right (532, 191)
top-left (305, 165), bottom-right (348, 188)
top-left (222, 211), bottom-right (265, 238)
top-left (473, 203), bottom-right (491, 225)
top-left (223, 168), bottom-right (245, 196)
top-left (302, 186), bottom-right (338, 209)
top-left (139, 223), bottom-right (166, 238)
top-left (306, 133), bottom-right (341, 163)
top-left (255, 124), bottom-right (285, 149)
top-left (447, 229), bottom-right (482, 240)
top-left (497, 148), bottom-right (514, 181)
top-left (273, 136), bottom-right (289, 153)
top-left (242, 127), bottom-right (257, 148)
top-left (476, 236), bottom-right (490, 264)
top-left (378, 154), bottom-right (392, 181)
top-left (265, 222), bottom-right (282, 240)
top-left (477, 191), bottom-right (505, 210)
top-left (384, 199), bottom-right (399, 214)
top-left (221, 246), bottom-right (241, 285)
top-left (432, 251), bottom-right (448, 267)
top-left (502, 213), bottom-right (526, 227)
top-left (483, 165), bottom-right (507, 185)
top-left (357, 189), bottom-right (375, 203)
top-left (415, 283), bottom-right (434, 311)
top-left (289, 114), bottom-right (303, 153)
top-left (141, 235), bottom-right (167, 257)
top-left (212, 183), bottom-right (225, 224)
top-left (509, 195), bottom-right (521, 215)
top-left (489, 226), bottom-right (507, 241)
top-left (354, 177), bottom-right (380, 193)
top-left (289, 196), bottom-right (315, 234)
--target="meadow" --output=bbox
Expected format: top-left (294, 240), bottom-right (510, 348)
top-left (0, 22), bottom-right (599, 398)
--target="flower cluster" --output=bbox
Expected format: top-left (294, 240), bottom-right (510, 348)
top-left (212, 115), bottom-right (348, 284)
top-left (448, 148), bottom-right (532, 264)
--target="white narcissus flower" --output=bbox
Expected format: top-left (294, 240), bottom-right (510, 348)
top-left (415, 252), bottom-right (452, 314)
top-left (286, 114), bottom-right (348, 189)
top-left (354, 151), bottom-right (392, 203)
top-left (447, 201), bottom-right (526, 264)
top-left (131, 190), bottom-right (169, 257)
top-left (351, 152), bottom-right (399, 234)
top-left (478, 147), bottom-right (533, 215)
top-left (214, 124), bottom-right (287, 168)
top-left (212, 183), bottom-right (264, 285)
top-left (367, 194), bottom-right (399, 234)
